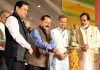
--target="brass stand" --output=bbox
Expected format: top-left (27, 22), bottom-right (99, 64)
top-left (69, 47), bottom-right (79, 70)
top-left (69, 25), bottom-right (80, 70)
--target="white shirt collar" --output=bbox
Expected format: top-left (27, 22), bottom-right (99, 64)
top-left (57, 27), bottom-right (66, 32)
top-left (82, 24), bottom-right (89, 30)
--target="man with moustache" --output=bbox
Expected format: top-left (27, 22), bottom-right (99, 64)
top-left (27, 15), bottom-right (55, 70)
top-left (4, 1), bottom-right (33, 70)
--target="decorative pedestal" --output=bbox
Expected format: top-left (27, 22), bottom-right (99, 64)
top-left (69, 47), bottom-right (79, 70)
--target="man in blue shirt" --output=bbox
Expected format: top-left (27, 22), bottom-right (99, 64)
top-left (26, 15), bottom-right (56, 70)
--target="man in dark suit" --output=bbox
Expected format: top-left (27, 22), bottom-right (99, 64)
top-left (4, 1), bottom-right (33, 70)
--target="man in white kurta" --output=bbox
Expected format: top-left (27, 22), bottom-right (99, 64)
top-left (78, 12), bottom-right (100, 70)
top-left (49, 15), bottom-right (70, 70)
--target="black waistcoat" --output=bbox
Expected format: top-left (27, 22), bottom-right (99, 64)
top-left (5, 12), bottom-right (28, 62)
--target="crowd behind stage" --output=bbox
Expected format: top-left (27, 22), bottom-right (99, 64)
top-left (0, 1), bottom-right (100, 70)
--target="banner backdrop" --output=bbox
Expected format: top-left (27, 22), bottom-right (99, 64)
top-left (62, 0), bottom-right (95, 29)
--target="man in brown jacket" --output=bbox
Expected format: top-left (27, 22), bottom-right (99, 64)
top-left (26, 15), bottom-right (56, 70)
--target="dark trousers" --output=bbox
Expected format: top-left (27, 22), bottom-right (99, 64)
top-left (0, 50), bottom-right (4, 66)
top-left (26, 64), bottom-right (48, 70)
top-left (5, 58), bottom-right (25, 70)
top-left (0, 58), bottom-right (7, 70)
top-left (0, 50), bottom-right (7, 70)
